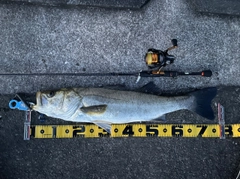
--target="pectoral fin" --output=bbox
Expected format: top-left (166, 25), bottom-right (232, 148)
top-left (80, 105), bottom-right (107, 115)
top-left (94, 122), bottom-right (111, 134)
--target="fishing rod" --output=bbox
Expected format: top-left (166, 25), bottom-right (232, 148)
top-left (0, 70), bottom-right (212, 77)
top-left (0, 70), bottom-right (212, 84)
top-left (0, 39), bottom-right (212, 81)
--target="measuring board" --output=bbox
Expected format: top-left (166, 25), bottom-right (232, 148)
top-left (30, 124), bottom-right (240, 139)
top-left (20, 102), bottom-right (232, 139)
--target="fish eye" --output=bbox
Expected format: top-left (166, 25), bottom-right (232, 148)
top-left (46, 91), bottom-right (55, 98)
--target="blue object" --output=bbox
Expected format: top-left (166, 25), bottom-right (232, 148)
top-left (9, 100), bottom-right (29, 111)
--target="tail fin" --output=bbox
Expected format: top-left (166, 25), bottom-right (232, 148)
top-left (190, 87), bottom-right (217, 120)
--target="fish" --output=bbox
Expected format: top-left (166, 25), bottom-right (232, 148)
top-left (32, 84), bottom-right (217, 134)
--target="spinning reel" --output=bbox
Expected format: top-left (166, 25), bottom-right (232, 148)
top-left (145, 39), bottom-right (178, 72)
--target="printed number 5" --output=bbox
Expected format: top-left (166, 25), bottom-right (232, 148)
top-left (146, 125), bottom-right (159, 136)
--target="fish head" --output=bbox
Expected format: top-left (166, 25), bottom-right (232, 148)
top-left (32, 88), bottom-right (82, 118)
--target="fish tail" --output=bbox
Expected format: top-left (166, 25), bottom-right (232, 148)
top-left (190, 87), bottom-right (217, 120)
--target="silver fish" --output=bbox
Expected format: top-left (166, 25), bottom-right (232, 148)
top-left (32, 86), bottom-right (217, 133)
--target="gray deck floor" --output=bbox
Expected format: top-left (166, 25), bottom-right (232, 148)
top-left (0, 0), bottom-right (240, 178)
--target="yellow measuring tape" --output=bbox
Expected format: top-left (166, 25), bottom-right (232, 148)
top-left (30, 124), bottom-right (240, 139)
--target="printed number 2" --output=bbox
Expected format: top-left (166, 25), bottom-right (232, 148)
top-left (122, 125), bottom-right (134, 136)
top-left (73, 126), bottom-right (85, 137)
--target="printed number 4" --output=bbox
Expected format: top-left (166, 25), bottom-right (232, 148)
top-left (122, 125), bottom-right (134, 136)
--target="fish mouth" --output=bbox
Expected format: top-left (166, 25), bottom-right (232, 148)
top-left (33, 91), bottom-right (49, 111)
top-left (36, 92), bottom-right (42, 107)
top-left (32, 92), bottom-right (42, 110)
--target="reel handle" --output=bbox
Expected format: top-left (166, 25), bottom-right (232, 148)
top-left (171, 39), bottom-right (178, 47)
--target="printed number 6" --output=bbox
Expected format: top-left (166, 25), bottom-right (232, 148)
top-left (172, 125), bottom-right (183, 136)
